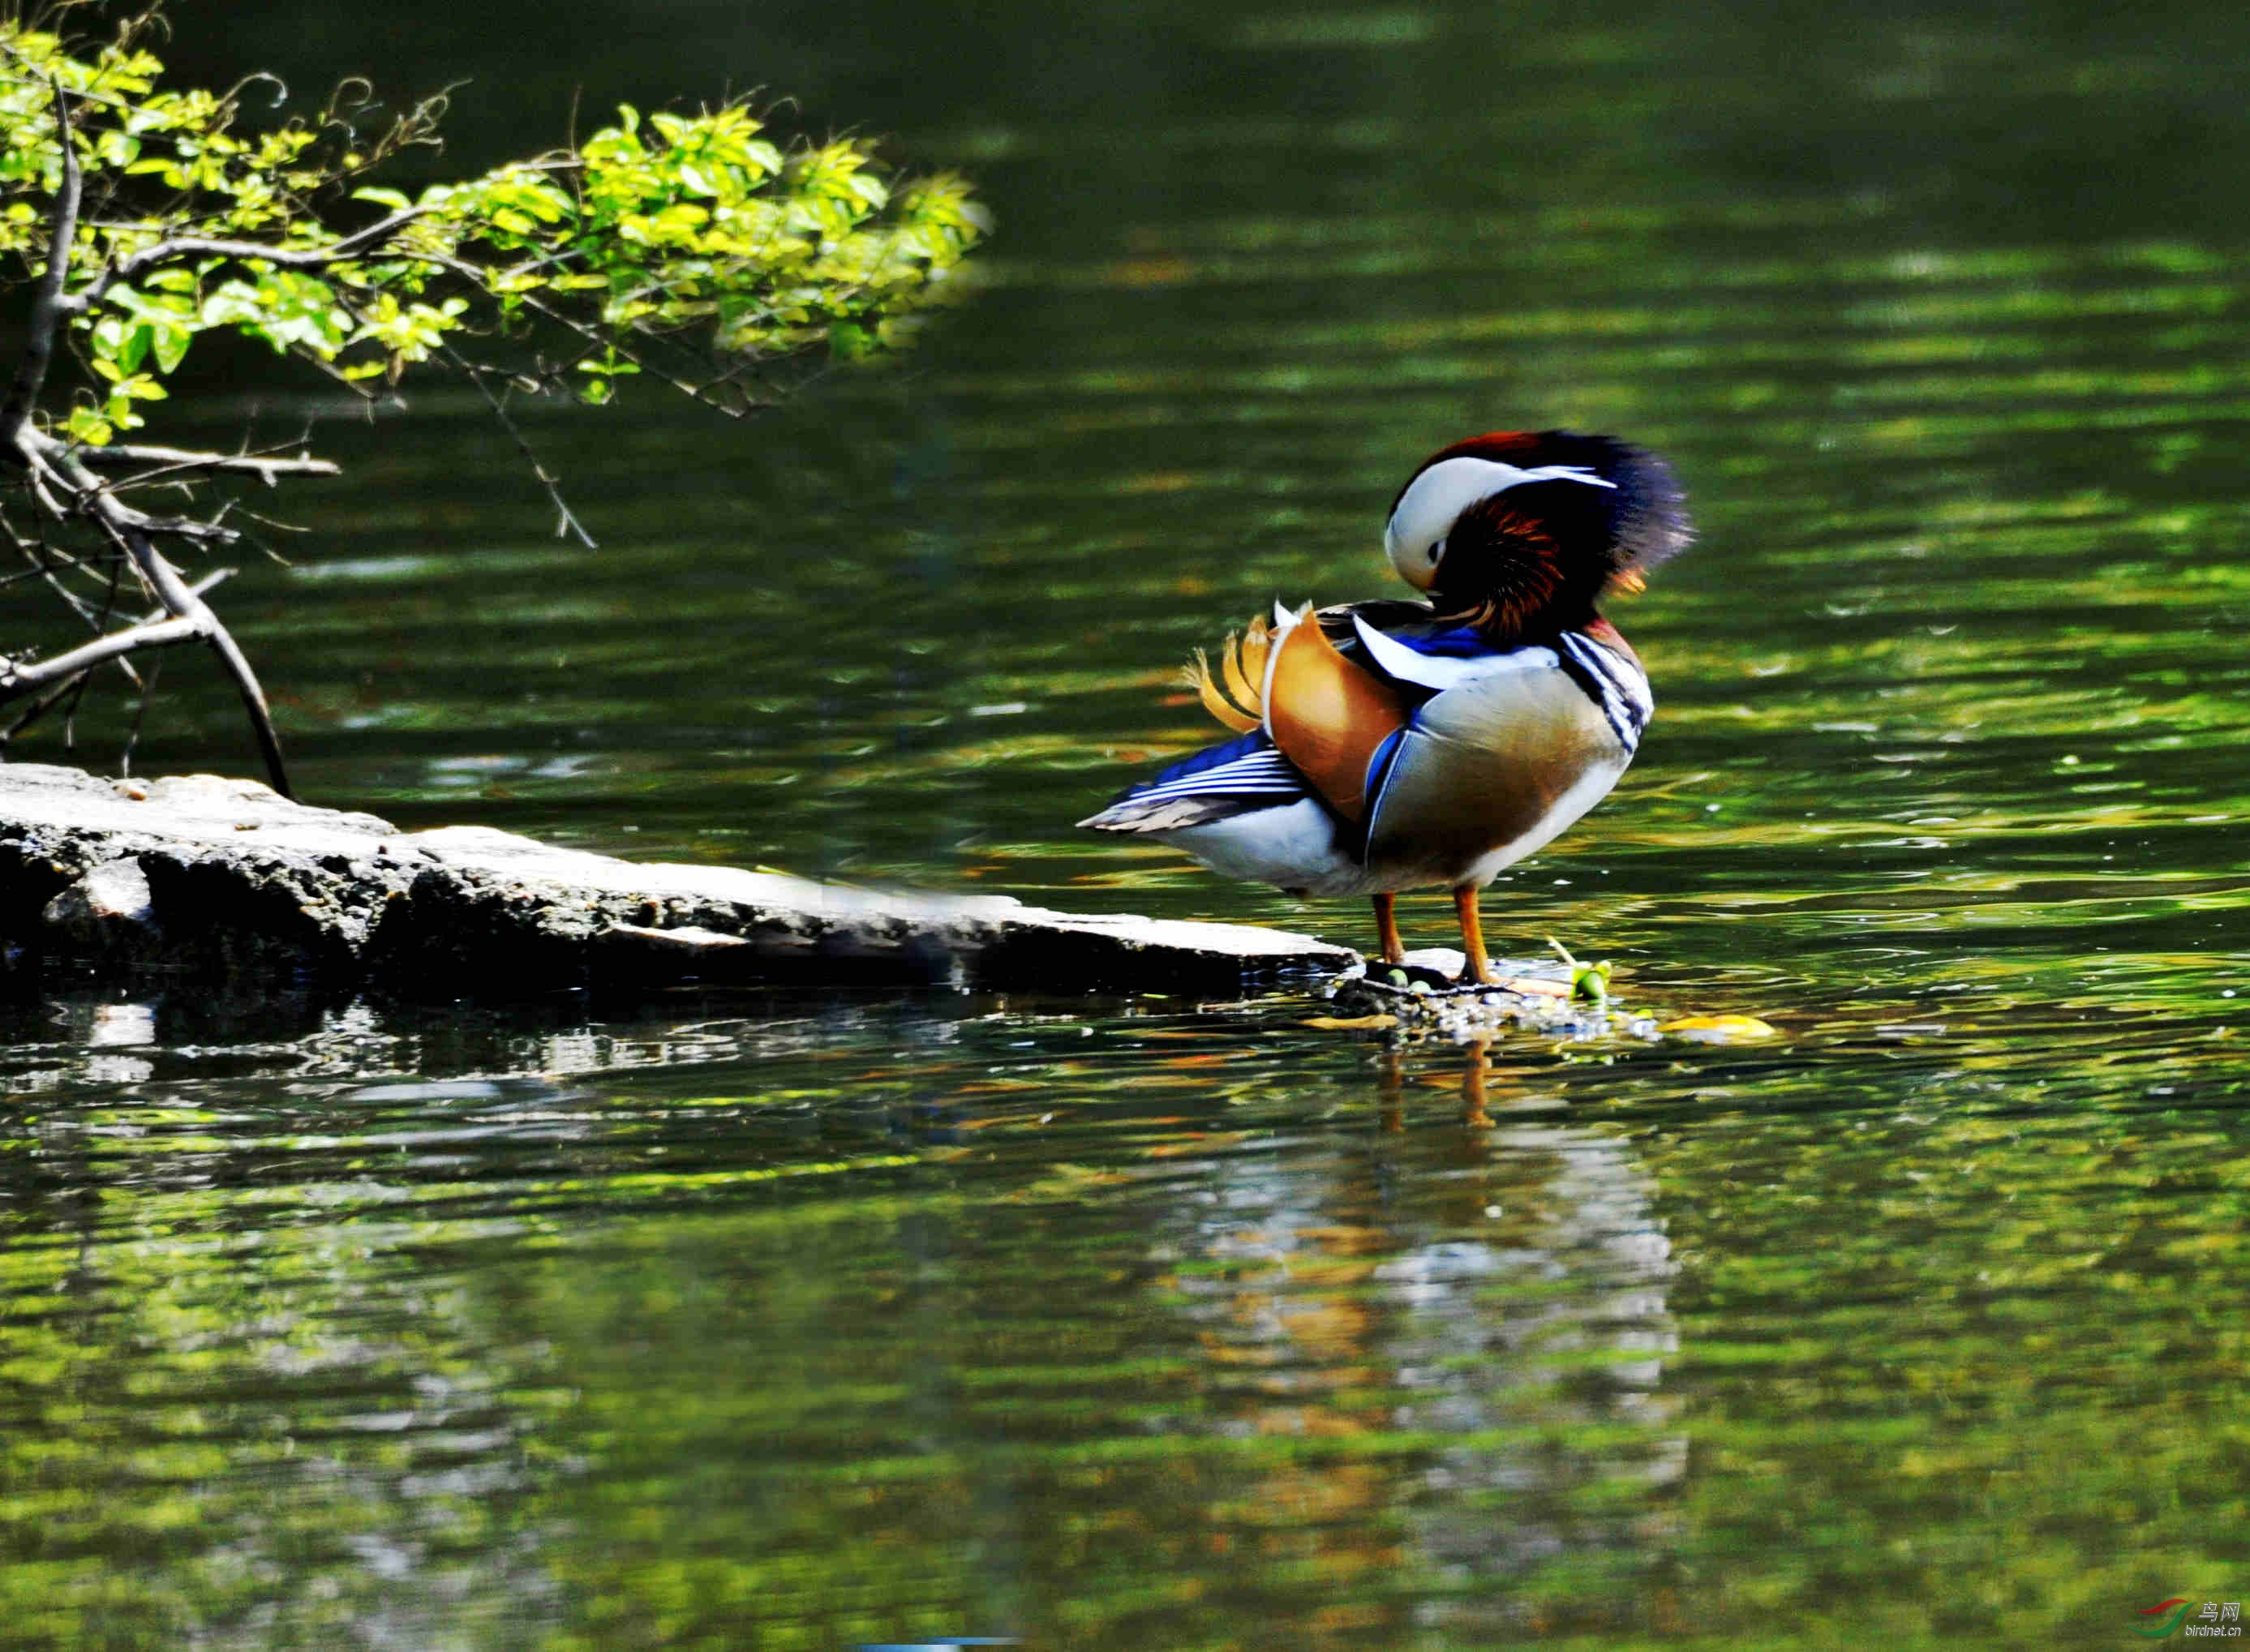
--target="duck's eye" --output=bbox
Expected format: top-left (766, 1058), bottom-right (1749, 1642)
top-left (1427, 536), bottom-right (1445, 565)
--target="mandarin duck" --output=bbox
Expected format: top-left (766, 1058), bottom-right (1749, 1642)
top-left (1079, 430), bottom-right (1692, 984)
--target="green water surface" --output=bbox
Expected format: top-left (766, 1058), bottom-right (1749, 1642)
top-left (3, 0), bottom-right (2248, 1646)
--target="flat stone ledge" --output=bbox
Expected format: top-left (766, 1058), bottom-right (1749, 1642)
top-left (0, 763), bottom-right (1358, 999)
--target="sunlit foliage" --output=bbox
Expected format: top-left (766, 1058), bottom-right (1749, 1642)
top-left (0, 13), bottom-right (987, 441)
top-left (0, 9), bottom-right (985, 790)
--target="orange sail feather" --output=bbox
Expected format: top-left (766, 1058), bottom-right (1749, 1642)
top-left (1264, 613), bottom-right (1412, 822)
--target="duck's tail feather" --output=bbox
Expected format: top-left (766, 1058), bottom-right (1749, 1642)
top-left (1185, 648), bottom-right (1259, 732)
top-left (1180, 613), bottom-right (1282, 733)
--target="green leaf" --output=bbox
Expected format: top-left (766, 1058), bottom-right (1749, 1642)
top-left (150, 324), bottom-right (191, 373)
top-left (62, 405), bottom-right (114, 445)
top-left (115, 323), bottom-right (152, 375)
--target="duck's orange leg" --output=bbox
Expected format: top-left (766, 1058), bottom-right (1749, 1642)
top-left (1453, 886), bottom-right (1494, 985)
top-left (1372, 892), bottom-right (1405, 965)
top-left (1462, 1036), bottom-right (1493, 1129)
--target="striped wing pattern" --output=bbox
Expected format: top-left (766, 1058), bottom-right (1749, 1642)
top-left (1555, 630), bottom-right (1650, 753)
top-left (1076, 730), bottom-right (1309, 832)
top-left (1123, 735), bottom-right (1303, 806)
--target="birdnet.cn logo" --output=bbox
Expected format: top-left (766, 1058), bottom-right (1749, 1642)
top-left (2136, 1598), bottom-right (2243, 1638)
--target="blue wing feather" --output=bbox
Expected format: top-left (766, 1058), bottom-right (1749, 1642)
top-left (1079, 730), bottom-right (1312, 832)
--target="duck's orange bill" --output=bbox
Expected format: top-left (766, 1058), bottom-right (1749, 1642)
top-left (1267, 616), bottom-right (1413, 822)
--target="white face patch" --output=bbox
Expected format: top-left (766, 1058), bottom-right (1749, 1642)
top-left (1383, 457), bottom-right (1617, 590)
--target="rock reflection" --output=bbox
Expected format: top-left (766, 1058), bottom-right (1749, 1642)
top-left (0, 988), bottom-right (992, 1092)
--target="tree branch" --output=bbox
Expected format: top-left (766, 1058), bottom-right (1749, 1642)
top-left (0, 568), bottom-right (229, 744)
top-left (103, 515), bottom-right (291, 796)
top-left (69, 442), bottom-right (342, 485)
top-left (0, 80), bottom-right (83, 441)
top-left (73, 203), bottom-right (432, 313)
top-left (18, 432), bottom-right (294, 796)
top-left (0, 615), bottom-right (200, 699)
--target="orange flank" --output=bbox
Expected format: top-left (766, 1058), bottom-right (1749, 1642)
top-left (1265, 616), bottom-right (1412, 822)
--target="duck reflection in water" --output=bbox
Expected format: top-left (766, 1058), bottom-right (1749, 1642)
top-left (1150, 1038), bottom-right (1684, 1632)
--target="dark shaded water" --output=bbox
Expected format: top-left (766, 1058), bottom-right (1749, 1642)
top-left (5, 1), bottom-right (2250, 1646)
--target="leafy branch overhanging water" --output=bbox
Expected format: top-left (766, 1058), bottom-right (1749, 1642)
top-left (0, 7), bottom-right (985, 792)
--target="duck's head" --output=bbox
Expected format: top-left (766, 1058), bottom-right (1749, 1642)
top-left (1382, 430), bottom-right (1692, 636)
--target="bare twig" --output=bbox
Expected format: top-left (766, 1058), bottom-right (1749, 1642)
top-left (105, 514), bottom-right (289, 795)
top-left (120, 646), bottom-right (161, 775)
top-left (5, 666), bottom-right (92, 744)
top-left (0, 614), bottom-right (200, 697)
top-left (17, 432), bottom-right (293, 795)
top-left (14, 532), bottom-right (118, 636)
top-left (68, 522), bottom-right (140, 714)
top-left (0, 568), bottom-right (228, 745)
top-left (443, 345), bottom-right (597, 548)
top-left (70, 442), bottom-right (341, 485)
